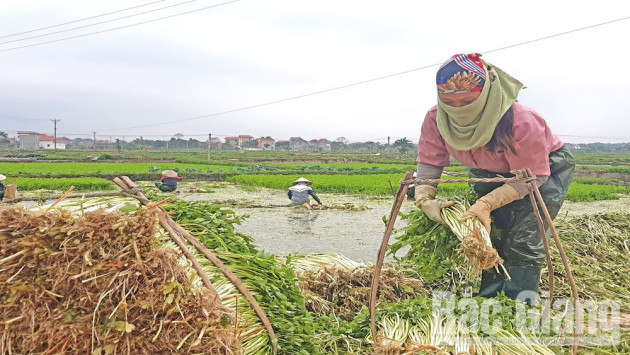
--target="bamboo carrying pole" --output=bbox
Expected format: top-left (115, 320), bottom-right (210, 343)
top-left (370, 169), bottom-right (581, 355)
top-left (523, 169), bottom-right (555, 324)
top-left (369, 171), bottom-right (413, 342)
top-left (524, 168), bottom-right (581, 355)
top-left (112, 176), bottom-right (278, 354)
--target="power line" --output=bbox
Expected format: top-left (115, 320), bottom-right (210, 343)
top-left (0, 0), bottom-right (199, 46)
top-left (95, 13), bottom-right (630, 132)
top-left (0, 112), bottom-right (49, 121)
top-left (0, 1), bottom-right (167, 39)
top-left (483, 15), bottom-right (630, 54)
top-left (97, 64), bottom-right (438, 132)
top-left (0, 0), bottom-right (240, 53)
top-left (52, 132), bottom-right (230, 138)
top-left (557, 134), bottom-right (630, 140)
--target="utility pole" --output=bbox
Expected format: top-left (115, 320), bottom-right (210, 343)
top-left (93, 132), bottom-right (97, 150)
top-left (208, 133), bottom-right (212, 160)
top-left (51, 119), bottom-right (60, 150)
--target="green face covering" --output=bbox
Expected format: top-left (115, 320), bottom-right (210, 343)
top-left (436, 61), bottom-right (524, 151)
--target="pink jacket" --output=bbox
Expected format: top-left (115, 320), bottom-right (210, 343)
top-left (417, 102), bottom-right (563, 176)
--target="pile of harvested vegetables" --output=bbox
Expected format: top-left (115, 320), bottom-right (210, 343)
top-left (288, 253), bottom-right (425, 320)
top-left (2, 190), bottom-right (628, 355)
top-left (0, 204), bottom-right (236, 354)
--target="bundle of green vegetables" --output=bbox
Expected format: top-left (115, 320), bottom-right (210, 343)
top-left (160, 198), bottom-right (319, 355)
top-left (387, 208), bottom-right (476, 291)
top-left (440, 199), bottom-right (509, 277)
top-left (356, 296), bottom-right (556, 355)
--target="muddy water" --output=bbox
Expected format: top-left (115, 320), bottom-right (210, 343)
top-left (180, 182), bottom-right (630, 263)
top-left (182, 182), bottom-right (416, 263)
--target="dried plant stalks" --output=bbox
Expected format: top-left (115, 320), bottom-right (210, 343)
top-left (0, 204), bottom-right (238, 354)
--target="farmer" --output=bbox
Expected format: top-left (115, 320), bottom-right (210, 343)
top-left (0, 174), bottom-right (5, 201)
top-left (155, 169), bottom-right (182, 192)
top-left (288, 177), bottom-right (322, 210)
top-left (414, 53), bottom-right (574, 302)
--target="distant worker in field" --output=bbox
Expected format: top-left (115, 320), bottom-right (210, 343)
top-left (288, 177), bottom-right (322, 210)
top-left (155, 169), bottom-right (182, 192)
top-left (415, 53), bottom-right (574, 302)
top-left (0, 174), bottom-right (5, 201)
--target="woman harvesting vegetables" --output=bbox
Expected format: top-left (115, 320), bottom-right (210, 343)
top-left (415, 53), bottom-right (574, 301)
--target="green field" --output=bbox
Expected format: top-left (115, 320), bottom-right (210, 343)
top-left (0, 162), bottom-right (238, 176)
top-left (1, 150), bottom-right (629, 202)
top-left (229, 174), bottom-right (468, 196)
top-left (10, 177), bottom-right (116, 191)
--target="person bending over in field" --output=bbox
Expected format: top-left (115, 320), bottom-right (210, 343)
top-left (415, 53), bottom-right (574, 303)
top-left (155, 169), bottom-right (182, 192)
top-left (0, 174), bottom-right (5, 201)
top-left (288, 177), bottom-right (322, 210)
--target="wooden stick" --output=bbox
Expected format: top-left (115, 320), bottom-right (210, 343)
top-left (46, 185), bottom-right (75, 210)
top-left (402, 175), bottom-right (533, 185)
top-left (526, 169), bottom-right (580, 355)
top-left (522, 169), bottom-right (554, 324)
top-left (113, 175), bottom-right (278, 354)
top-left (167, 220), bottom-right (278, 355)
top-left (369, 171), bottom-right (413, 342)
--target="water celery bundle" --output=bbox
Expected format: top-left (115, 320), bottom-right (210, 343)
top-left (440, 199), bottom-right (509, 278)
top-left (376, 313), bottom-right (556, 355)
top-left (0, 201), bottom-right (237, 354)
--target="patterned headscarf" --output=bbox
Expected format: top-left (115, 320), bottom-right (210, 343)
top-left (436, 53), bottom-right (486, 94)
top-left (435, 53), bottom-right (525, 150)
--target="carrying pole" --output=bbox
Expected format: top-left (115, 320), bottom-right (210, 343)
top-left (369, 170), bottom-right (413, 342)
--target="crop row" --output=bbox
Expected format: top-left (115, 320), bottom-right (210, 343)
top-left (0, 162), bottom-right (237, 175)
top-left (5, 160), bottom-right (630, 177)
top-left (229, 174), bottom-right (630, 202)
top-left (9, 177), bottom-right (115, 191)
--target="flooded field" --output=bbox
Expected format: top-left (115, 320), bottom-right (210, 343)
top-left (15, 181), bottom-right (630, 264)
top-left (182, 182), bottom-right (415, 263)
top-left (180, 182), bottom-right (630, 263)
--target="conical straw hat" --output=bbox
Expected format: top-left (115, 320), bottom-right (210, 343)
top-left (162, 170), bottom-right (179, 178)
top-left (292, 177), bottom-right (312, 185)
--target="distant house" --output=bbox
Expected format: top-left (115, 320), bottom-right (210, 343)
top-left (310, 138), bottom-right (331, 151)
top-left (238, 135), bottom-right (254, 146)
top-left (258, 137), bottom-right (275, 150)
top-left (16, 131), bottom-right (67, 149)
top-left (275, 140), bottom-right (290, 150)
top-left (289, 137), bottom-right (309, 151)
top-left (225, 136), bottom-right (239, 147)
top-left (39, 134), bottom-right (67, 149)
top-left (209, 137), bottom-right (222, 150)
top-left (17, 131), bottom-right (40, 149)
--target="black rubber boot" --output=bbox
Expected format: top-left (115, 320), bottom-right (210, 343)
top-left (477, 265), bottom-right (542, 306)
top-left (477, 269), bottom-right (505, 298)
top-left (503, 265), bottom-right (542, 306)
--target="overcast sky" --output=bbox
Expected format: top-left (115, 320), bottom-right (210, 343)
top-left (1, 0), bottom-right (629, 144)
